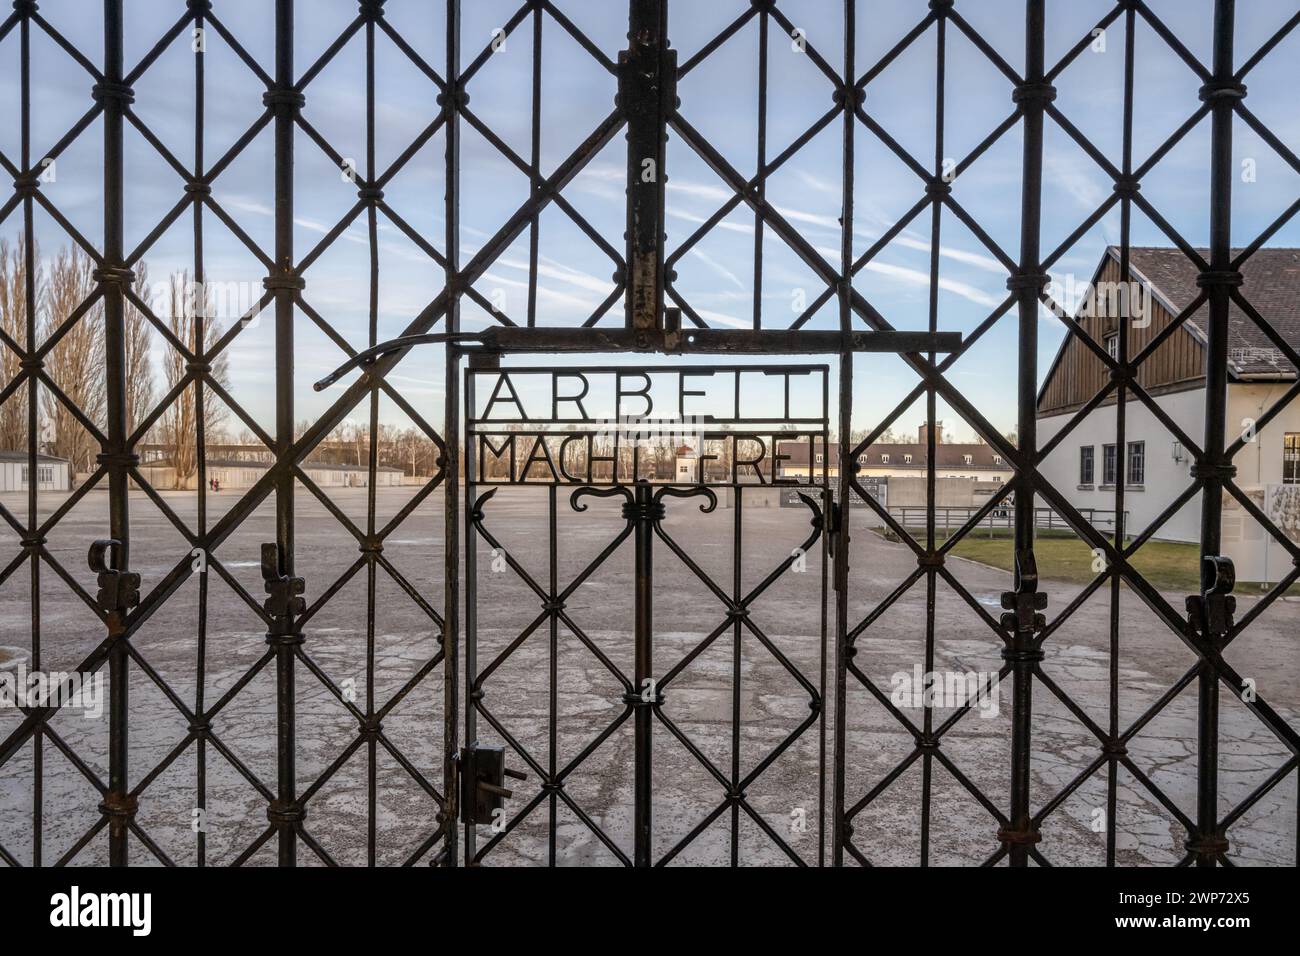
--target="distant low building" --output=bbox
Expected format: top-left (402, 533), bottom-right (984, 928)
top-left (0, 451), bottom-right (71, 492)
top-left (137, 458), bottom-right (405, 490)
top-left (778, 423), bottom-right (1014, 483)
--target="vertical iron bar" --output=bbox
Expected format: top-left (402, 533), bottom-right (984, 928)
top-left (1195, 0), bottom-right (1238, 868)
top-left (364, 4), bottom-right (380, 868)
top-left (548, 485), bottom-right (558, 864)
top-left (102, 0), bottom-right (132, 869)
top-left (1107, 1), bottom-right (1138, 868)
top-left (442, 0), bottom-right (462, 867)
top-left (462, 371), bottom-right (478, 863)
top-left (730, 485), bottom-right (742, 864)
top-left (624, 0), bottom-right (669, 341)
top-left (19, 0), bottom-right (43, 867)
top-left (527, 3), bottom-right (542, 327)
top-left (633, 480), bottom-right (654, 866)
top-left (272, 0), bottom-right (297, 867)
top-left (1005, 0), bottom-right (1050, 868)
top-left (192, 0), bottom-right (210, 869)
top-left (752, 8), bottom-right (768, 330)
top-left (831, 0), bottom-right (854, 868)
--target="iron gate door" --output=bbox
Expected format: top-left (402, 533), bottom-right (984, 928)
top-left (461, 362), bottom-right (834, 865)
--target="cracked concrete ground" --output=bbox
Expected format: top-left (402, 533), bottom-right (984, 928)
top-left (0, 486), bottom-right (1295, 866)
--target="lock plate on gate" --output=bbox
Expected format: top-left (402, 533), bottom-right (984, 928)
top-left (458, 741), bottom-right (526, 825)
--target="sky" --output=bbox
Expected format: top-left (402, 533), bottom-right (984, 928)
top-left (2, 0), bottom-right (1299, 445)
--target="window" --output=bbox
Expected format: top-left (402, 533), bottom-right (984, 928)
top-left (903, 454), bottom-right (913, 464)
top-left (815, 453), bottom-right (824, 464)
top-left (38, 466), bottom-right (53, 484)
top-left (880, 454), bottom-right (890, 464)
top-left (1079, 446), bottom-right (1094, 485)
top-left (1102, 444), bottom-right (1117, 485)
top-left (1284, 433), bottom-right (1299, 484)
top-left (992, 455), bottom-right (1002, 465)
top-left (962, 454), bottom-right (973, 465)
top-left (1127, 441), bottom-right (1145, 485)
top-left (1104, 332), bottom-right (1118, 360)
top-left (20, 465), bottom-right (28, 487)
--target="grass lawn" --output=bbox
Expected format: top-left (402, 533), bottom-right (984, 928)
top-left (931, 529), bottom-right (1299, 594)
top-left (946, 533), bottom-right (1202, 591)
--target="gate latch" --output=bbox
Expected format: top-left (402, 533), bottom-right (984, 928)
top-left (827, 500), bottom-right (846, 561)
top-left (457, 741), bottom-right (527, 825)
top-left (1186, 555), bottom-right (1236, 646)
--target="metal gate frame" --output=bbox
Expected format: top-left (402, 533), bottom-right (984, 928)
top-left (0, 0), bottom-right (1296, 868)
top-left (461, 362), bottom-right (833, 866)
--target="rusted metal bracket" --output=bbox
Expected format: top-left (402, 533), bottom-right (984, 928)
top-left (620, 0), bottom-right (675, 347)
top-left (457, 741), bottom-right (527, 826)
top-left (88, 539), bottom-right (140, 622)
top-left (1186, 555), bottom-right (1236, 649)
top-left (261, 542), bottom-right (306, 634)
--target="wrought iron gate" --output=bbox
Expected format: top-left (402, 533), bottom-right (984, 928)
top-left (0, 0), bottom-right (1297, 868)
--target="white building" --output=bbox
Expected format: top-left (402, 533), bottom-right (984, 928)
top-left (0, 451), bottom-right (71, 492)
top-left (1037, 246), bottom-right (1300, 583)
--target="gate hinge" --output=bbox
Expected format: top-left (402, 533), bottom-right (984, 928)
top-left (616, 43), bottom-right (678, 123)
top-left (456, 741), bottom-right (527, 826)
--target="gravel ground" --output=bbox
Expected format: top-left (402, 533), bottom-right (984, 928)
top-left (0, 486), bottom-right (1295, 866)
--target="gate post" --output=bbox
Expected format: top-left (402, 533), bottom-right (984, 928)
top-left (626, 480), bottom-right (662, 866)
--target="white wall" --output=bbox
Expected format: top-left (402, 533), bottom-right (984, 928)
top-left (0, 459), bottom-right (70, 492)
top-left (1038, 382), bottom-right (1300, 583)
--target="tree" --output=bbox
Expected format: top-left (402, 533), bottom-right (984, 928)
top-left (0, 237), bottom-right (38, 453)
top-left (40, 245), bottom-right (105, 477)
top-left (158, 270), bottom-right (230, 488)
top-left (124, 262), bottom-right (154, 437)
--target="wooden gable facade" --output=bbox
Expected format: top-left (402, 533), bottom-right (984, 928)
top-left (1036, 248), bottom-right (1207, 417)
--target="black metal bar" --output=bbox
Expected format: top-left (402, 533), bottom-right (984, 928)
top-left (441, 0), bottom-right (462, 868)
top-left (1192, 0), bottom-right (1240, 868)
top-left (623, 0), bottom-right (670, 341)
top-left (1002, 0), bottom-right (1052, 867)
top-left (831, 0), bottom-right (855, 868)
top-left (272, 0), bottom-right (298, 868)
top-left (19, 0), bottom-right (42, 868)
top-left (100, 0), bottom-right (133, 869)
top-left (1107, 0), bottom-right (1139, 869)
top-left (462, 369), bottom-right (478, 863)
top-left (192, 0), bottom-right (210, 870)
top-left (632, 480), bottom-right (655, 866)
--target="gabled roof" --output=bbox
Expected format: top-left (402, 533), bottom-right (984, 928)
top-left (0, 450), bottom-right (68, 464)
top-left (1037, 247), bottom-right (1300, 407)
top-left (1124, 246), bottom-right (1300, 376)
